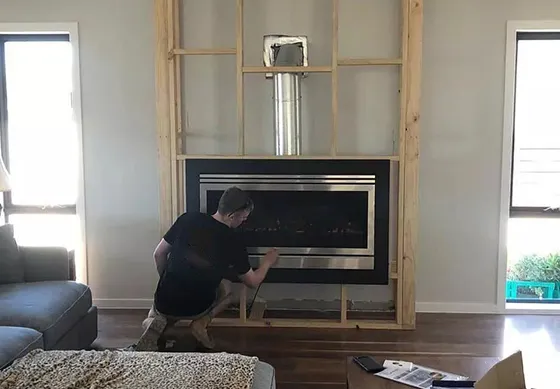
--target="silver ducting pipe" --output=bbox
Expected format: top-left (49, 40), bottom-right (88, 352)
top-left (264, 36), bottom-right (308, 156)
top-left (273, 72), bottom-right (302, 156)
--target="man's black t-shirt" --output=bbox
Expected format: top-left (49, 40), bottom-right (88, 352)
top-left (154, 212), bottom-right (250, 317)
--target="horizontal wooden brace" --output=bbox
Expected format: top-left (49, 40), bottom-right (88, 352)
top-left (170, 48), bottom-right (237, 57)
top-left (338, 58), bottom-right (403, 66)
top-left (243, 66), bottom-right (332, 73)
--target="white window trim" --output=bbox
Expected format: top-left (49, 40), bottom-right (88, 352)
top-left (498, 20), bottom-right (560, 314)
top-left (0, 23), bottom-right (87, 284)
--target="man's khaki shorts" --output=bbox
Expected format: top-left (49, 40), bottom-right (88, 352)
top-left (145, 280), bottom-right (232, 324)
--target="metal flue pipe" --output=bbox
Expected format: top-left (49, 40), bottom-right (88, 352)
top-left (270, 43), bottom-right (304, 156)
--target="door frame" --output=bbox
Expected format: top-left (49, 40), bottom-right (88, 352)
top-left (498, 20), bottom-right (560, 314)
top-left (0, 22), bottom-right (87, 284)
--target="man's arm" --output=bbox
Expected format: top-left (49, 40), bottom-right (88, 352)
top-left (239, 249), bottom-right (278, 288)
top-left (153, 239), bottom-right (172, 277)
top-left (154, 213), bottom-right (187, 276)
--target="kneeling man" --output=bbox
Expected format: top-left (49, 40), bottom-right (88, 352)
top-left (136, 187), bottom-right (278, 351)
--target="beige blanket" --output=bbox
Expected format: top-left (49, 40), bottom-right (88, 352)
top-left (0, 349), bottom-right (258, 389)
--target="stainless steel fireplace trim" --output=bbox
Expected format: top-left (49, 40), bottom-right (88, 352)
top-left (246, 246), bottom-right (371, 256)
top-left (199, 182), bottom-right (375, 257)
top-left (200, 174), bottom-right (376, 179)
top-left (249, 255), bottom-right (374, 270)
top-left (201, 179), bottom-right (375, 185)
top-left (200, 174), bottom-right (375, 184)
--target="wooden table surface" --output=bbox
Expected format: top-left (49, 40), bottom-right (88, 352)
top-left (346, 354), bottom-right (553, 388)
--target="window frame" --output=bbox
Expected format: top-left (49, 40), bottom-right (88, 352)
top-left (0, 23), bottom-right (86, 284)
top-left (498, 20), bottom-right (560, 314)
top-left (509, 30), bottom-right (560, 218)
top-left (0, 33), bottom-right (77, 219)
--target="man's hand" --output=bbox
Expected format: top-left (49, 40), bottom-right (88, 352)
top-left (239, 248), bottom-right (279, 289)
top-left (263, 248), bottom-right (279, 266)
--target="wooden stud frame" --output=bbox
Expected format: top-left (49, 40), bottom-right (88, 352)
top-left (155, 0), bottom-right (422, 330)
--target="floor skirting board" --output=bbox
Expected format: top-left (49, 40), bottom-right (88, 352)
top-left (416, 302), bottom-right (498, 314)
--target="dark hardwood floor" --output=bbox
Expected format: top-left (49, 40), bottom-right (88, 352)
top-left (95, 310), bottom-right (560, 389)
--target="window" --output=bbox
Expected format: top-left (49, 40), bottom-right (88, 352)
top-left (510, 32), bottom-right (560, 215)
top-left (505, 28), bottom-right (560, 306)
top-left (0, 34), bottom-right (79, 250)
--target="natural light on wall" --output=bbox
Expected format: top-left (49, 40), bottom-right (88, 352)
top-left (4, 41), bottom-right (79, 254)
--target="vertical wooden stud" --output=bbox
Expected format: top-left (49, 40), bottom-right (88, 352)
top-left (330, 0), bottom-right (339, 156)
top-left (240, 285), bottom-right (247, 322)
top-left (174, 0), bottom-right (182, 155)
top-left (249, 296), bottom-right (267, 320)
top-left (167, 0), bottom-right (179, 219)
top-left (174, 0), bottom-right (185, 214)
top-left (402, 0), bottom-right (423, 328)
top-left (396, 0), bottom-right (410, 325)
top-left (155, 0), bottom-right (173, 235)
top-left (236, 0), bottom-right (245, 155)
top-left (178, 162), bottom-right (185, 214)
top-left (340, 285), bottom-right (347, 323)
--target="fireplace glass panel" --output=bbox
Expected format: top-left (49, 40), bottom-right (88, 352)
top-left (205, 190), bottom-right (369, 249)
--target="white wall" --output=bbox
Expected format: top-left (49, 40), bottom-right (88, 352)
top-left (2, 0), bottom-right (560, 311)
top-left (419, 0), bottom-right (560, 312)
top-left (0, 0), bottom-right (162, 305)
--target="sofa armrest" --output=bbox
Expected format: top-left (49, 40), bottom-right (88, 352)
top-left (20, 247), bottom-right (75, 282)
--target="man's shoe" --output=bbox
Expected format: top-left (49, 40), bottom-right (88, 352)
top-left (189, 315), bottom-right (215, 349)
top-left (136, 314), bottom-right (167, 351)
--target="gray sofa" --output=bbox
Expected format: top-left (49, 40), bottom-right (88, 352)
top-left (0, 224), bottom-right (98, 369)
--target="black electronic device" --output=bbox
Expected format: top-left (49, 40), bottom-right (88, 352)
top-left (432, 380), bottom-right (476, 388)
top-left (352, 356), bottom-right (385, 373)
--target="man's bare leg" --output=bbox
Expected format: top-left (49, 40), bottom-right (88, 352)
top-left (190, 280), bottom-right (233, 349)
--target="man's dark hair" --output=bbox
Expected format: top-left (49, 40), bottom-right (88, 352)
top-left (218, 187), bottom-right (254, 215)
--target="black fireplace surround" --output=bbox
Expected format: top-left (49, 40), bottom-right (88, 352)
top-left (186, 159), bottom-right (390, 285)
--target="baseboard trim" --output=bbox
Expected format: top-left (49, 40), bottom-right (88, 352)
top-left (94, 298), bottom-right (153, 310)
top-left (416, 302), bottom-right (498, 314)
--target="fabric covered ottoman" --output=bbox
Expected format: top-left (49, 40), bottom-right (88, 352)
top-left (0, 349), bottom-right (275, 389)
top-left (0, 326), bottom-right (43, 370)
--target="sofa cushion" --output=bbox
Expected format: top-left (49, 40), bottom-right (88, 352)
top-left (253, 361), bottom-right (276, 389)
top-left (0, 224), bottom-right (23, 285)
top-left (0, 281), bottom-right (92, 348)
top-left (0, 326), bottom-right (43, 370)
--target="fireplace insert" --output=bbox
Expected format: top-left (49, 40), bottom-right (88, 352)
top-left (186, 159), bottom-right (390, 285)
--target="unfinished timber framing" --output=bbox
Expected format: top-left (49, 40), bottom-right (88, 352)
top-left (154, 0), bottom-right (422, 330)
